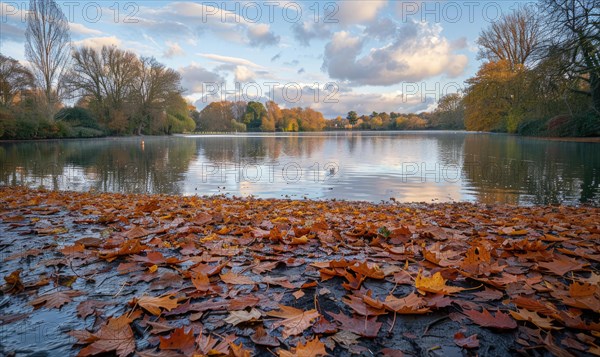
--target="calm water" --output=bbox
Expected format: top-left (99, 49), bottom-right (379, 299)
top-left (0, 132), bottom-right (598, 205)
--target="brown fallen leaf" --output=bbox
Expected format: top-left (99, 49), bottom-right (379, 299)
top-left (134, 294), bottom-right (178, 316)
top-left (383, 292), bottom-right (430, 314)
top-left (463, 308), bottom-right (517, 330)
top-left (454, 331), bottom-right (480, 349)
top-left (73, 315), bottom-right (135, 357)
top-left (328, 311), bottom-right (382, 338)
top-left (220, 271), bottom-right (256, 285)
top-left (267, 305), bottom-right (320, 339)
top-left (159, 326), bottom-right (196, 355)
top-left (509, 308), bottom-right (562, 330)
top-left (251, 326), bottom-right (280, 347)
top-left (31, 290), bottom-right (84, 309)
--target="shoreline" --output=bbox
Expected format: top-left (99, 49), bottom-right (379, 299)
top-left (1, 130), bottom-right (599, 142)
top-left (1, 187), bottom-right (598, 356)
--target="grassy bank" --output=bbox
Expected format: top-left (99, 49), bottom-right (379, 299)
top-left (0, 187), bottom-right (599, 356)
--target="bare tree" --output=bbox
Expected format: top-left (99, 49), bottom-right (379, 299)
top-left (25, 0), bottom-right (71, 113)
top-left (477, 7), bottom-right (543, 69)
top-left (132, 57), bottom-right (183, 134)
top-left (0, 54), bottom-right (35, 107)
top-left (541, 0), bottom-right (600, 113)
top-left (68, 46), bottom-right (139, 122)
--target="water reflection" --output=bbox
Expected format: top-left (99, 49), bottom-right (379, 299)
top-left (0, 132), bottom-right (598, 205)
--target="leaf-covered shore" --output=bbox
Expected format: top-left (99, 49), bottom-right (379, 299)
top-left (0, 187), bottom-right (599, 356)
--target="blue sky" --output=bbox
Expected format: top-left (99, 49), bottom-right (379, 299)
top-left (0, 1), bottom-right (532, 117)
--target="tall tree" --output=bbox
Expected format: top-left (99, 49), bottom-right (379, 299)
top-left (68, 46), bottom-right (140, 124)
top-left (132, 57), bottom-right (182, 135)
top-left (0, 54), bottom-right (35, 107)
top-left (25, 0), bottom-right (71, 113)
top-left (477, 7), bottom-right (542, 69)
top-left (542, 0), bottom-right (600, 113)
top-left (346, 111), bottom-right (358, 127)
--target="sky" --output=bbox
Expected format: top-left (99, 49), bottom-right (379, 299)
top-left (0, 1), bottom-right (533, 117)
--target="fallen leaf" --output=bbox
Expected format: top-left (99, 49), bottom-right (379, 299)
top-left (415, 271), bottom-right (465, 295)
top-left (251, 326), bottom-right (280, 347)
top-left (279, 338), bottom-right (327, 357)
top-left (267, 305), bottom-right (320, 339)
top-left (224, 308), bottom-right (262, 326)
top-left (159, 327), bottom-right (195, 354)
top-left (463, 308), bottom-right (517, 330)
top-left (74, 315), bottom-right (135, 357)
top-left (135, 295), bottom-right (178, 316)
top-left (31, 290), bottom-right (84, 309)
top-left (454, 331), bottom-right (480, 348)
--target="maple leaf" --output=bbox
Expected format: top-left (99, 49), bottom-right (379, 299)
top-left (159, 327), bottom-right (195, 354)
top-left (383, 293), bottom-right (430, 314)
top-left (463, 308), bottom-right (517, 329)
top-left (278, 338), bottom-right (327, 357)
top-left (328, 311), bottom-right (382, 338)
top-left (224, 308), bottom-right (262, 326)
top-left (77, 300), bottom-right (111, 319)
top-left (267, 305), bottom-right (320, 339)
top-left (75, 315), bottom-right (135, 357)
top-left (349, 261), bottom-right (385, 279)
top-left (30, 290), bottom-right (84, 309)
top-left (537, 254), bottom-right (587, 276)
top-left (415, 271), bottom-right (465, 295)
top-left (3, 269), bottom-right (24, 293)
top-left (454, 331), bottom-right (480, 349)
top-left (251, 326), bottom-right (280, 347)
top-left (134, 294), bottom-right (178, 316)
top-left (509, 309), bottom-right (562, 330)
top-left (220, 271), bottom-right (256, 285)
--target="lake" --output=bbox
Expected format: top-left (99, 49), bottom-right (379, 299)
top-left (0, 132), bottom-right (598, 205)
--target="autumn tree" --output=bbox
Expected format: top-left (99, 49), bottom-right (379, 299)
top-left (477, 7), bottom-right (542, 69)
top-left (25, 0), bottom-right (71, 115)
top-left (265, 100), bottom-right (283, 130)
top-left (0, 54), bottom-right (35, 107)
top-left (346, 111), bottom-right (358, 127)
top-left (197, 101), bottom-right (237, 132)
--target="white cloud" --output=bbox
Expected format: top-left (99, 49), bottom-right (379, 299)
top-left (69, 23), bottom-right (103, 36)
top-left (163, 41), bottom-right (184, 58)
top-left (322, 21), bottom-right (468, 86)
top-left (234, 65), bottom-right (256, 82)
top-left (336, 0), bottom-right (388, 25)
top-left (199, 53), bottom-right (263, 68)
top-left (179, 63), bottom-right (224, 93)
top-left (247, 23), bottom-right (280, 47)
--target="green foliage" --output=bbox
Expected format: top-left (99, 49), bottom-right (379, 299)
top-left (244, 101), bottom-right (267, 130)
top-left (55, 107), bottom-right (100, 129)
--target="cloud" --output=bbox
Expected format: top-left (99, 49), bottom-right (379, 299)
top-left (234, 66), bottom-right (256, 82)
top-left (247, 24), bottom-right (280, 47)
top-left (271, 52), bottom-right (282, 62)
top-left (336, 0), bottom-right (388, 25)
top-left (297, 68), bottom-right (305, 74)
top-left (163, 41), bottom-right (184, 58)
top-left (69, 23), bottom-right (103, 36)
top-left (199, 54), bottom-right (263, 68)
top-left (0, 23), bottom-right (25, 43)
top-left (292, 21), bottom-right (332, 46)
top-left (322, 21), bottom-right (468, 86)
top-left (179, 63), bottom-right (224, 93)
top-left (73, 36), bottom-right (122, 50)
top-left (364, 17), bottom-right (397, 41)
